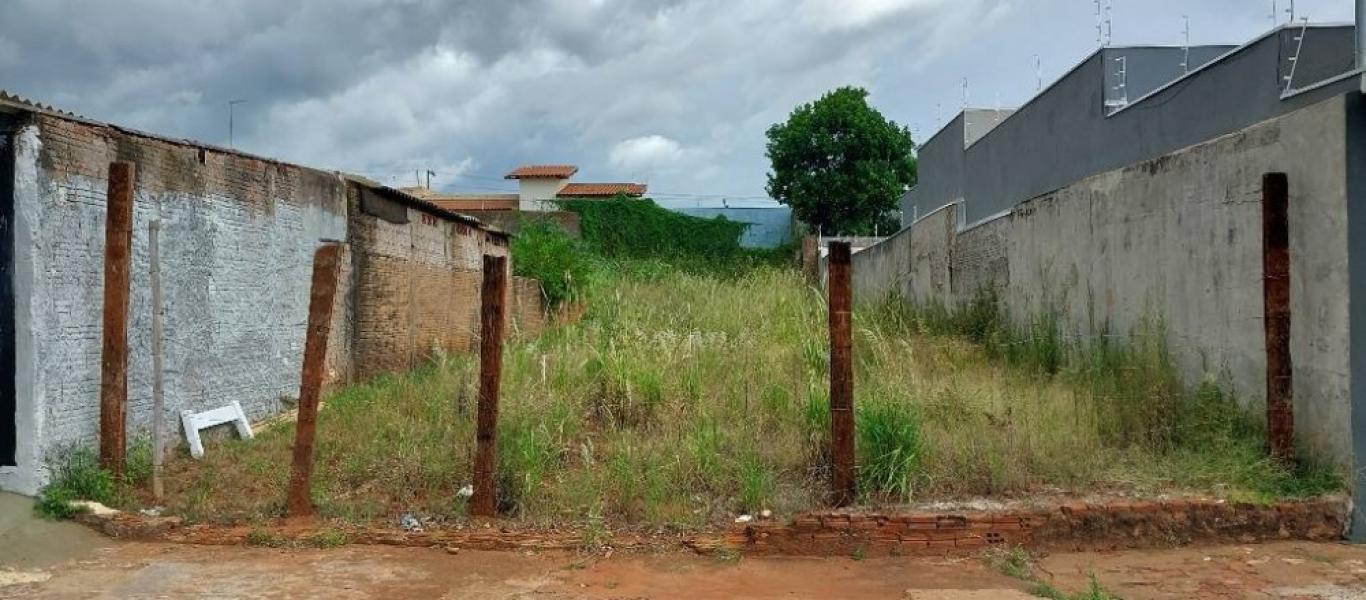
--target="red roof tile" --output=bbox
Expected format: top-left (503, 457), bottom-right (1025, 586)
top-left (505, 164), bottom-right (579, 179)
top-left (557, 183), bottom-right (648, 197)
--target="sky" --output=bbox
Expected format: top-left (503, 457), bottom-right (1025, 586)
top-left (0, 0), bottom-right (1354, 207)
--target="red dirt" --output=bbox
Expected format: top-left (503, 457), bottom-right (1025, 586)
top-left (8, 540), bottom-right (1366, 599)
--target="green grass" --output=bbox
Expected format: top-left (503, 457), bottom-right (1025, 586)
top-left (155, 266), bottom-right (1343, 528)
top-left (33, 447), bottom-right (116, 520)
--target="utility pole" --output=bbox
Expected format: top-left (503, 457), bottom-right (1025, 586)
top-left (227, 99), bottom-right (246, 149)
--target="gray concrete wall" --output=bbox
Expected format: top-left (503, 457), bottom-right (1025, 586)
top-left (1102, 46), bottom-right (1235, 109)
top-left (1344, 86), bottom-right (1366, 538)
top-left (855, 94), bottom-right (1353, 466)
top-left (849, 225), bottom-right (912, 301)
top-left (909, 25), bottom-right (1359, 225)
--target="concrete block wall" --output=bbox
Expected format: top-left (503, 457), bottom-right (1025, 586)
top-left (852, 93), bottom-right (1354, 466)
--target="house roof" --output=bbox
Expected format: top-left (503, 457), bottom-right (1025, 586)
top-left (396, 187), bottom-right (520, 211)
top-left (505, 164), bottom-right (579, 179)
top-left (557, 183), bottom-right (648, 197)
top-left (430, 198), bottom-right (519, 211)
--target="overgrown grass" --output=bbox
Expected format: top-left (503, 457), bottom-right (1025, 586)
top-left (157, 268), bottom-right (1342, 527)
top-left (880, 289), bottom-right (1343, 503)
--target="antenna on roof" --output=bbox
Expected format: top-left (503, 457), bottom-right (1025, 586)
top-left (1180, 15), bottom-right (1191, 74)
top-left (1270, 1), bottom-right (1278, 26)
top-left (935, 102), bottom-right (942, 124)
top-left (961, 77), bottom-right (969, 109)
top-left (1286, 0), bottom-right (1296, 23)
top-left (1034, 54), bottom-right (1043, 92)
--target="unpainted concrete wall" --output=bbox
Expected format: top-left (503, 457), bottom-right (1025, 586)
top-left (855, 94), bottom-right (1352, 465)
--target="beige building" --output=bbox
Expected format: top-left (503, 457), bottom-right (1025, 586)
top-left (404, 164), bottom-right (646, 213)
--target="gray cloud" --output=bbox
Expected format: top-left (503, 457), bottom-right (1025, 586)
top-left (0, 0), bottom-right (1353, 203)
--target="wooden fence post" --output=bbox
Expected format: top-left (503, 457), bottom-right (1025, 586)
top-left (99, 162), bottom-right (135, 478)
top-left (828, 241), bottom-right (856, 507)
top-left (149, 219), bottom-right (166, 500)
top-left (1263, 172), bottom-right (1294, 463)
top-left (471, 254), bottom-right (508, 517)
top-left (286, 243), bottom-right (343, 518)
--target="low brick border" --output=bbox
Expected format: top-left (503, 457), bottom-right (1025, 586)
top-left (693, 496), bottom-right (1350, 557)
top-left (73, 495), bottom-right (1350, 557)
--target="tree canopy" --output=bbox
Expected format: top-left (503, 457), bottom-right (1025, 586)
top-left (765, 87), bottom-right (917, 236)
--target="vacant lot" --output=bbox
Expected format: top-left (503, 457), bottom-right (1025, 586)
top-left (148, 264), bottom-right (1337, 529)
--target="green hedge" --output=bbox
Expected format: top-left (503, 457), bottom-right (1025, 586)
top-left (558, 196), bottom-right (748, 260)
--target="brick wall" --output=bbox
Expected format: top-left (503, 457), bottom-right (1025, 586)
top-left (347, 184), bottom-right (550, 381)
top-left (509, 276), bottom-right (547, 339)
top-left (720, 497), bottom-right (1349, 557)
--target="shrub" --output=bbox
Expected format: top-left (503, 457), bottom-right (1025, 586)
top-left (34, 446), bottom-right (115, 520)
top-left (510, 220), bottom-right (599, 306)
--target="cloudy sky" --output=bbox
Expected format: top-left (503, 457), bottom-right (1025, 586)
top-left (0, 0), bottom-right (1353, 207)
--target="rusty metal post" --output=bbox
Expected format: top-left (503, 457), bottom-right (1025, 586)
top-left (828, 241), bottom-right (856, 507)
top-left (99, 162), bottom-right (135, 478)
top-left (471, 254), bottom-right (508, 517)
top-left (286, 243), bottom-right (343, 518)
top-left (1263, 172), bottom-right (1294, 463)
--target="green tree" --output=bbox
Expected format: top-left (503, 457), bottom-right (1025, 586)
top-left (765, 87), bottom-right (917, 235)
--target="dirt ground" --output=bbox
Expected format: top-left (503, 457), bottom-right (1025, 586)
top-left (6, 492), bottom-right (1366, 599)
top-left (4, 540), bottom-right (1366, 599)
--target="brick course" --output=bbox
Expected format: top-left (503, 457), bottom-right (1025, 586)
top-left (715, 497), bottom-right (1349, 557)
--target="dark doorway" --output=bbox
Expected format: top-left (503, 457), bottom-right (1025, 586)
top-left (0, 127), bottom-right (15, 466)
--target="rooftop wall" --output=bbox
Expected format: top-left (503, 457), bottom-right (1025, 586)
top-left (909, 25), bottom-right (1360, 225)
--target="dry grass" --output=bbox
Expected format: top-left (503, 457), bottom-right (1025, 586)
top-left (153, 266), bottom-right (1340, 528)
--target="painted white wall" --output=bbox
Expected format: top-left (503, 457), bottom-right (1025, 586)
top-left (517, 177), bottom-right (568, 211)
top-left (0, 126), bottom-right (349, 495)
top-left (0, 125), bottom-right (44, 495)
